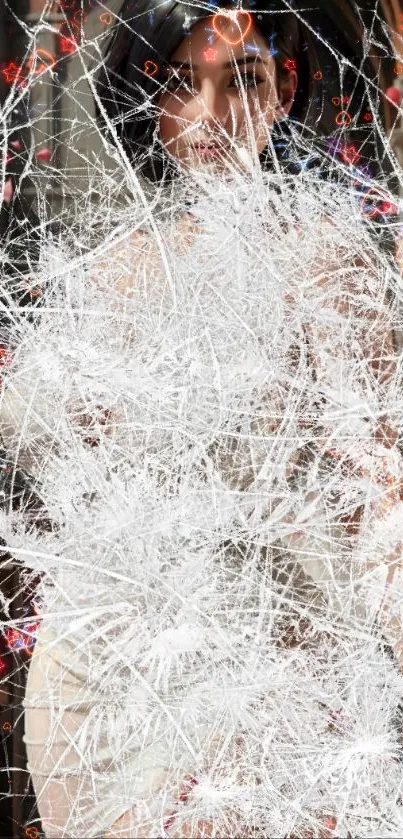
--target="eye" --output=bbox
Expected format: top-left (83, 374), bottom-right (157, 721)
top-left (229, 71), bottom-right (265, 90)
top-left (164, 74), bottom-right (194, 94)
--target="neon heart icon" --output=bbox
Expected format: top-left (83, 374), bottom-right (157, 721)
top-left (212, 11), bottom-right (252, 47)
top-left (144, 60), bottom-right (159, 76)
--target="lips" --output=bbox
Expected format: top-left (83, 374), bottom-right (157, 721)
top-left (193, 143), bottom-right (229, 158)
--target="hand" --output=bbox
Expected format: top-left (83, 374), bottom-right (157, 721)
top-left (162, 736), bottom-right (256, 838)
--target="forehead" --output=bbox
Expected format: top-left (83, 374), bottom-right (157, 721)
top-left (170, 14), bottom-right (272, 67)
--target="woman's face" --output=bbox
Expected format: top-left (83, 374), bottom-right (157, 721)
top-left (157, 12), bottom-right (297, 172)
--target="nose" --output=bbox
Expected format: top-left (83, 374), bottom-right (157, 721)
top-left (190, 79), bottom-right (229, 133)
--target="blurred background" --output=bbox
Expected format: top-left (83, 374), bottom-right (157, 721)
top-left (1, 1), bottom-right (403, 836)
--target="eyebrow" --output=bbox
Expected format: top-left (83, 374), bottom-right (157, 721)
top-left (169, 55), bottom-right (269, 70)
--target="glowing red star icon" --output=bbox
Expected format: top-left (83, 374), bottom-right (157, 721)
top-left (1, 62), bottom-right (23, 85)
top-left (203, 47), bottom-right (218, 62)
top-left (60, 37), bottom-right (77, 55)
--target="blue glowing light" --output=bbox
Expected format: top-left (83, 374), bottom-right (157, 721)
top-left (296, 157), bottom-right (314, 171)
top-left (268, 33), bottom-right (278, 57)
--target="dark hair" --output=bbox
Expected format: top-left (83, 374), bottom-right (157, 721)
top-left (96, 0), bottom-right (318, 181)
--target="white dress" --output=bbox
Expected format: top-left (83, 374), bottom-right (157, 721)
top-left (2, 170), bottom-right (403, 838)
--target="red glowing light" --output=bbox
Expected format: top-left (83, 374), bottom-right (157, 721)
top-left (10, 140), bottom-right (22, 151)
top-left (212, 11), bottom-right (252, 46)
top-left (2, 721), bottom-right (11, 732)
top-left (332, 96), bottom-right (350, 107)
top-left (27, 48), bottom-right (56, 75)
top-left (25, 828), bottom-right (39, 839)
top-left (313, 70), bottom-right (323, 80)
top-left (360, 188), bottom-right (398, 219)
top-left (59, 36), bottom-right (77, 55)
top-left (58, 9), bottom-right (84, 51)
top-left (144, 60), bottom-right (158, 76)
top-left (363, 111), bottom-right (373, 122)
top-left (340, 144), bottom-right (360, 166)
top-left (203, 47), bottom-right (218, 62)
top-left (284, 58), bottom-right (297, 72)
top-left (35, 148), bottom-right (52, 162)
top-left (1, 62), bottom-right (23, 85)
top-left (4, 622), bottom-right (39, 655)
top-left (100, 12), bottom-right (113, 25)
top-left (379, 200), bottom-right (398, 215)
top-left (385, 86), bottom-right (402, 107)
top-left (4, 628), bottom-right (24, 649)
top-left (0, 656), bottom-right (7, 676)
top-left (335, 110), bottom-right (352, 126)
top-left (73, 9), bottom-right (86, 26)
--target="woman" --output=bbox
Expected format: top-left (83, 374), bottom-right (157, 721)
top-left (1, 2), bottom-right (403, 837)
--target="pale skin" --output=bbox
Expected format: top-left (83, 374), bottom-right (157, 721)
top-left (157, 14), bottom-right (297, 170)
top-left (31, 13), bottom-right (403, 839)
top-left (96, 13), bottom-right (297, 295)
